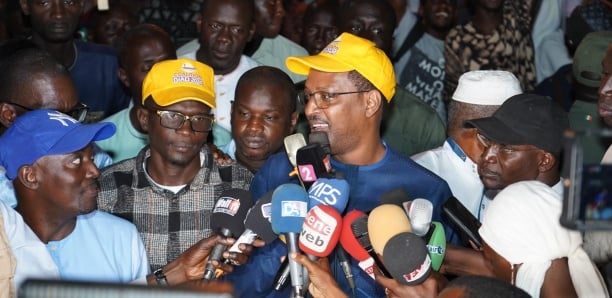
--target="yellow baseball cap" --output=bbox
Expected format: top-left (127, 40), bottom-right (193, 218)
top-left (142, 58), bottom-right (216, 108)
top-left (286, 33), bottom-right (395, 101)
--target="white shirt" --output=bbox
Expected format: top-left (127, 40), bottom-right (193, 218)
top-left (412, 139), bottom-right (485, 219)
top-left (0, 200), bottom-right (59, 292)
top-left (602, 145), bottom-right (612, 164)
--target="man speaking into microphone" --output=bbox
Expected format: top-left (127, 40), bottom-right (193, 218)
top-left (228, 33), bottom-right (457, 298)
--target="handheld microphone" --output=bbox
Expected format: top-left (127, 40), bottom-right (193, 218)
top-left (367, 204), bottom-right (412, 254)
top-left (271, 184), bottom-right (309, 297)
top-left (299, 205), bottom-right (342, 256)
top-left (203, 189), bottom-right (253, 280)
top-left (379, 187), bottom-right (411, 214)
top-left (425, 221), bottom-right (446, 271)
top-left (408, 199), bottom-right (434, 237)
top-left (284, 133), bottom-right (307, 168)
top-left (296, 144), bottom-right (331, 189)
top-left (383, 232), bottom-right (432, 285)
top-left (227, 190), bottom-right (277, 254)
top-left (275, 177), bottom-right (351, 291)
top-left (349, 212), bottom-right (392, 277)
top-left (340, 210), bottom-right (375, 279)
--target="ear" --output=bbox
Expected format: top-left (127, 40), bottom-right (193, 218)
top-left (196, 14), bottom-right (203, 33)
top-left (0, 103), bottom-right (17, 128)
top-left (538, 151), bottom-right (556, 173)
top-left (19, 0), bottom-right (29, 15)
top-left (136, 107), bottom-right (150, 133)
top-left (246, 21), bottom-right (256, 42)
top-left (364, 90), bottom-right (382, 119)
top-left (118, 68), bottom-right (129, 87)
top-left (289, 111), bottom-right (298, 132)
top-left (17, 165), bottom-right (38, 190)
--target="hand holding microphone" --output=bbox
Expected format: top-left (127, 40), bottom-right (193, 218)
top-left (203, 189), bottom-right (253, 280)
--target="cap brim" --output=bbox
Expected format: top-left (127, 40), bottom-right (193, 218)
top-left (47, 122), bottom-right (116, 156)
top-left (151, 86), bottom-right (216, 109)
top-left (464, 117), bottom-right (526, 146)
top-left (286, 54), bottom-right (355, 76)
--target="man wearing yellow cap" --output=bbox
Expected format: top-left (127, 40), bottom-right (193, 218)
top-left (97, 58), bottom-right (253, 273)
top-left (228, 33), bottom-right (457, 298)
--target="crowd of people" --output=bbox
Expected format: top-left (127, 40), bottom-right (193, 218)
top-left (0, 0), bottom-right (612, 297)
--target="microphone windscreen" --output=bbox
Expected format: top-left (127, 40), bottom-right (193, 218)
top-left (271, 184), bottom-right (309, 234)
top-left (426, 221), bottom-right (446, 271)
top-left (340, 210), bottom-right (370, 261)
top-left (383, 232), bottom-right (432, 285)
top-left (379, 188), bottom-right (411, 211)
top-left (309, 131), bottom-right (331, 156)
top-left (307, 178), bottom-right (349, 213)
top-left (299, 205), bottom-right (342, 257)
top-left (408, 199), bottom-right (433, 237)
top-left (244, 190), bottom-right (277, 243)
top-left (284, 133), bottom-right (307, 167)
top-left (368, 204), bottom-right (411, 254)
top-left (296, 144), bottom-right (330, 184)
top-left (211, 189), bottom-right (253, 236)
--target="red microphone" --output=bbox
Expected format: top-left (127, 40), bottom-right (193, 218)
top-left (299, 205), bottom-right (342, 257)
top-left (340, 210), bottom-right (375, 279)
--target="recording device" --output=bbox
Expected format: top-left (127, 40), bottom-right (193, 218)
top-left (271, 184), bottom-right (310, 297)
top-left (424, 221), bottom-right (446, 271)
top-left (275, 177), bottom-right (350, 291)
top-left (203, 189), bottom-right (253, 280)
top-left (340, 210), bottom-right (376, 279)
top-left (367, 204), bottom-right (412, 254)
top-left (408, 199), bottom-right (434, 237)
top-left (561, 129), bottom-right (612, 230)
top-left (227, 190), bottom-right (277, 254)
top-left (382, 232), bottom-right (432, 285)
top-left (442, 196), bottom-right (482, 249)
top-left (349, 212), bottom-right (392, 277)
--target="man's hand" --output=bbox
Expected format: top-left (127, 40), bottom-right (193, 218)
top-left (291, 253), bottom-right (348, 298)
top-left (147, 236), bottom-right (265, 285)
top-left (208, 143), bottom-right (233, 166)
top-left (374, 270), bottom-right (441, 298)
top-left (440, 243), bottom-right (494, 276)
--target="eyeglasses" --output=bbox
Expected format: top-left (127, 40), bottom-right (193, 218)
top-left (300, 90), bottom-right (370, 109)
top-left (6, 101), bottom-right (89, 123)
top-left (151, 109), bottom-right (214, 132)
top-left (476, 132), bottom-right (539, 157)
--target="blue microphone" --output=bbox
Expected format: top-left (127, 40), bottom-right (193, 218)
top-left (307, 178), bottom-right (350, 213)
top-left (271, 184), bottom-right (309, 297)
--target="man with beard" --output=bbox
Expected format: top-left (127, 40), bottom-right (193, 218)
top-left (222, 66), bottom-right (298, 173)
top-left (178, 0), bottom-right (259, 148)
top-left (18, 0), bottom-right (130, 122)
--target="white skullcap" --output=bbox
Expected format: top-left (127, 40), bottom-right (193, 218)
top-left (452, 70), bottom-right (522, 105)
top-left (479, 181), bottom-right (608, 298)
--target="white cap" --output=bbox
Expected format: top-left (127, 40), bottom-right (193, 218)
top-left (452, 70), bottom-right (522, 105)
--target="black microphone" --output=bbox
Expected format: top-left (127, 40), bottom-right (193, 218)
top-left (350, 215), bottom-right (392, 277)
top-left (227, 190), bottom-right (278, 255)
top-left (383, 232), bottom-right (432, 285)
top-left (296, 132), bottom-right (334, 189)
top-left (203, 189), bottom-right (253, 280)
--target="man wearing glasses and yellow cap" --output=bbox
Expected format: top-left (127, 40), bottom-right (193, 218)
top-left (227, 33), bottom-right (458, 298)
top-left (97, 58), bottom-right (253, 273)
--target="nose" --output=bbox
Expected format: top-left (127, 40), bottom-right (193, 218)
top-left (600, 74), bottom-right (612, 98)
top-left (50, 1), bottom-right (67, 19)
top-left (85, 158), bottom-right (100, 179)
top-left (304, 95), bottom-right (319, 119)
top-left (481, 146), bottom-right (497, 164)
top-left (175, 119), bottom-right (195, 135)
top-left (216, 26), bottom-right (231, 44)
top-left (275, 0), bottom-right (286, 18)
top-left (246, 116), bottom-right (264, 132)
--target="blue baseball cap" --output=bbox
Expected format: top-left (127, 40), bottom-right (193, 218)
top-left (0, 109), bottom-right (116, 180)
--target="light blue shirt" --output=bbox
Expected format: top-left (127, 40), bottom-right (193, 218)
top-left (46, 210), bottom-right (149, 283)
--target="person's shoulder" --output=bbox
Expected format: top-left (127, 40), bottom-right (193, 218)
top-left (100, 157), bottom-right (138, 175)
top-left (81, 210), bottom-right (139, 231)
top-left (240, 54), bottom-right (262, 69)
top-left (391, 87), bottom-right (445, 122)
top-left (74, 39), bottom-right (118, 57)
top-left (387, 148), bottom-right (448, 183)
top-left (269, 35), bottom-right (308, 56)
top-left (100, 107), bottom-right (130, 124)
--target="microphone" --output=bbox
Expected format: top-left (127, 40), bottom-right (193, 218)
top-left (299, 205), bottom-right (342, 257)
top-left (367, 204), bottom-right (412, 254)
top-left (349, 212), bottom-right (392, 277)
top-left (408, 199), bottom-right (433, 237)
top-left (227, 190), bottom-right (278, 254)
top-left (340, 210), bottom-right (376, 279)
top-left (296, 131), bottom-right (334, 190)
top-left (271, 184), bottom-right (309, 297)
top-left (379, 187), bottom-right (411, 214)
top-left (275, 177), bottom-right (351, 291)
top-left (203, 189), bottom-right (253, 280)
top-left (383, 232), bottom-right (432, 285)
top-left (424, 221), bottom-right (446, 271)
top-left (284, 133), bottom-right (307, 168)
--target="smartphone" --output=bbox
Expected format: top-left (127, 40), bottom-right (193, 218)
top-left (442, 196), bottom-right (483, 249)
top-left (560, 129), bottom-right (612, 230)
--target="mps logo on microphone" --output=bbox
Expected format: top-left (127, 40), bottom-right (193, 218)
top-left (214, 196), bottom-right (241, 216)
top-left (308, 180), bottom-right (341, 206)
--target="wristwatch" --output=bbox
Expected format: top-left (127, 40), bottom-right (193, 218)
top-left (153, 267), bottom-right (169, 286)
